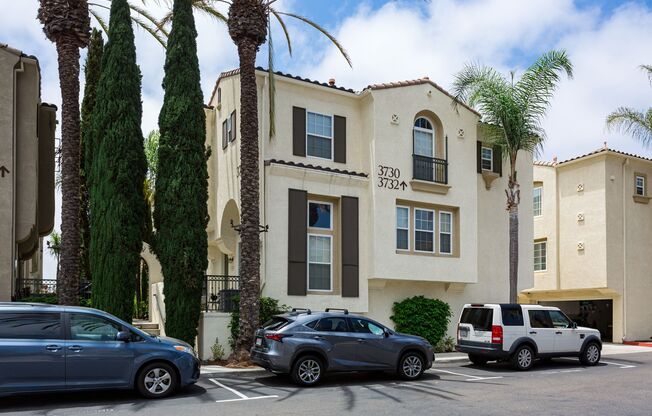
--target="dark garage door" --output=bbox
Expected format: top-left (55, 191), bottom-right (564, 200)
top-left (539, 300), bottom-right (613, 342)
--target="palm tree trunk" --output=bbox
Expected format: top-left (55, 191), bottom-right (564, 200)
top-left (506, 170), bottom-right (520, 304)
top-left (56, 38), bottom-right (82, 306)
top-left (233, 38), bottom-right (261, 361)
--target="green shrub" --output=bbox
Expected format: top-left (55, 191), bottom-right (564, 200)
top-left (390, 295), bottom-right (452, 347)
top-left (229, 296), bottom-right (289, 350)
top-left (435, 336), bottom-right (456, 353)
top-left (211, 337), bottom-right (225, 361)
top-left (21, 295), bottom-right (58, 304)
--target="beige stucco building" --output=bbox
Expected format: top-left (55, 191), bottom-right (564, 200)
top-left (0, 43), bottom-right (56, 301)
top-left (521, 146), bottom-right (652, 343)
top-left (193, 68), bottom-right (533, 358)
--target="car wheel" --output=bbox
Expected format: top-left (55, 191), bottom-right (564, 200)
top-left (137, 362), bottom-right (178, 399)
top-left (579, 342), bottom-right (601, 366)
top-left (511, 345), bottom-right (535, 371)
top-left (291, 355), bottom-right (323, 387)
top-left (468, 354), bottom-right (488, 366)
top-left (398, 352), bottom-right (425, 380)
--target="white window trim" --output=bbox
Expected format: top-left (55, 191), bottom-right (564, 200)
top-left (635, 175), bottom-right (645, 196)
top-left (396, 205), bottom-right (410, 251)
top-left (533, 186), bottom-right (543, 217)
top-left (534, 241), bottom-right (547, 272)
top-left (306, 111), bottom-right (334, 161)
top-left (481, 146), bottom-right (493, 171)
top-left (307, 200), bottom-right (333, 231)
top-left (414, 208), bottom-right (435, 253)
top-left (413, 117), bottom-right (435, 158)
top-left (438, 211), bottom-right (453, 255)
top-left (307, 233), bottom-right (333, 292)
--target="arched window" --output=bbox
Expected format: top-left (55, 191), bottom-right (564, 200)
top-left (413, 117), bottom-right (434, 158)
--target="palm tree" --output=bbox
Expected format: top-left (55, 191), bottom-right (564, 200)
top-left (452, 50), bottom-right (573, 303)
top-left (606, 65), bottom-right (652, 146)
top-left (38, 0), bottom-right (91, 306)
top-left (89, 0), bottom-right (169, 47)
top-left (47, 231), bottom-right (62, 281)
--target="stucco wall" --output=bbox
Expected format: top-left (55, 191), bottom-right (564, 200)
top-left (198, 312), bottom-right (232, 361)
top-left (532, 165), bottom-right (558, 290)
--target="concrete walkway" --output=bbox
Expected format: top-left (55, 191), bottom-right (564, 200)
top-left (200, 342), bottom-right (652, 374)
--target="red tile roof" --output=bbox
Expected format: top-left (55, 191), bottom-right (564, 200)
top-left (535, 146), bottom-right (652, 167)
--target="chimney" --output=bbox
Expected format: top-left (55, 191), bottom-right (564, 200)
top-left (328, 78), bottom-right (336, 86)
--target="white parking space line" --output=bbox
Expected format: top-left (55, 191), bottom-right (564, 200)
top-left (432, 369), bottom-right (503, 381)
top-left (209, 378), bottom-right (279, 403)
top-left (600, 360), bottom-right (637, 369)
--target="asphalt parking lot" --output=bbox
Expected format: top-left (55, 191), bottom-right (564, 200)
top-left (2, 351), bottom-right (651, 416)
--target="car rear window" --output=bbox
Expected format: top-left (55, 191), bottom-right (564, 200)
top-left (0, 312), bottom-right (62, 340)
top-left (501, 305), bottom-right (524, 326)
top-left (460, 308), bottom-right (493, 332)
top-left (262, 317), bottom-right (291, 331)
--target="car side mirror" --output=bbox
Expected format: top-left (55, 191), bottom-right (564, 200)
top-left (116, 331), bottom-right (132, 342)
top-left (571, 322), bottom-right (578, 329)
top-left (383, 329), bottom-right (390, 338)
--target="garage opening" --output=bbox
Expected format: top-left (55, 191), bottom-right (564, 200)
top-left (539, 300), bottom-right (613, 342)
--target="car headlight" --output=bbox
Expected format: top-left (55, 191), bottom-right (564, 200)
top-left (174, 345), bottom-right (197, 357)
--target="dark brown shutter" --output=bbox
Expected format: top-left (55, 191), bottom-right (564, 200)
top-left (493, 145), bottom-right (502, 176)
top-left (288, 189), bottom-right (307, 296)
top-left (292, 106), bottom-right (306, 157)
top-left (334, 115), bottom-right (346, 163)
top-left (341, 196), bottom-right (359, 297)
top-left (476, 141), bottom-right (482, 173)
top-left (230, 111), bottom-right (237, 142)
top-left (222, 120), bottom-right (228, 149)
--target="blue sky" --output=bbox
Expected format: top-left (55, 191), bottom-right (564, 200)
top-left (2, 0), bottom-right (652, 277)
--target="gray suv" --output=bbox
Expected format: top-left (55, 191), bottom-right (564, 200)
top-left (250, 308), bottom-right (434, 386)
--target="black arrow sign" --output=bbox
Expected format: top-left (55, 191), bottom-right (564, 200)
top-left (399, 181), bottom-right (407, 190)
top-left (0, 166), bottom-right (8, 178)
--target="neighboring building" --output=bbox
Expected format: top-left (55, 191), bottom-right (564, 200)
top-left (521, 146), bottom-right (652, 343)
top-left (0, 44), bottom-right (56, 301)
top-left (190, 67), bottom-right (534, 359)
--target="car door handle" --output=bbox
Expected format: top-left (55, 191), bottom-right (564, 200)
top-left (68, 345), bottom-right (84, 352)
top-left (555, 331), bottom-right (563, 335)
top-left (313, 336), bottom-right (325, 340)
top-left (356, 339), bottom-right (367, 343)
top-left (45, 345), bottom-right (61, 352)
top-left (529, 331), bottom-right (537, 335)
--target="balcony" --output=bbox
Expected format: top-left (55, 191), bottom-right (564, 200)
top-left (413, 154), bottom-right (448, 184)
top-left (203, 274), bottom-right (240, 312)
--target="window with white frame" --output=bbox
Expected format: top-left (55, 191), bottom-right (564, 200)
top-left (534, 240), bottom-right (547, 272)
top-left (306, 111), bottom-right (333, 159)
top-left (396, 206), bottom-right (409, 250)
top-left (308, 200), bottom-right (333, 291)
top-left (635, 175), bottom-right (645, 196)
top-left (439, 211), bottom-right (453, 254)
top-left (414, 209), bottom-right (434, 252)
top-left (533, 186), bottom-right (542, 216)
top-left (481, 147), bottom-right (493, 171)
top-left (308, 235), bottom-right (332, 291)
top-left (413, 117), bottom-right (434, 157)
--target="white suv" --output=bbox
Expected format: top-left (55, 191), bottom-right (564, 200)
top-left (455, 304), bottom-right (602, 370)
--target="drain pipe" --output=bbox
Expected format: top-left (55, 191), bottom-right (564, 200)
top-left (621, 157), bottom-right (628, 342)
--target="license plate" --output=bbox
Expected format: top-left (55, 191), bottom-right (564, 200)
top-left (459, 328), bottom-right (469, 338)
top-left (255, 337), bottom-right (263, 346)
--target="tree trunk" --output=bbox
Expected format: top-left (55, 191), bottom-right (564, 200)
top-left (232, 38), bottom-right (261, 362)
top-left (506, 170), bottom-right (520, 304)
top-left (56, 38), bottom-right (82, 306)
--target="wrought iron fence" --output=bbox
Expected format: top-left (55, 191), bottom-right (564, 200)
top-left (203, 275), bottom-right (240, 313)
top-left (15, 279), bottom-right (92, 300)
top-left (413, 154), bottom-right (448, 184)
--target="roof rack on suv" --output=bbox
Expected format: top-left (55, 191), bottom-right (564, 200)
top-left (325, 308), bottom-right (349, 314)
top-left (291, 308), bottom-right (312, 315)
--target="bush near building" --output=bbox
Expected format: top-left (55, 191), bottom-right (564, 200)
top-left (390, 295), bottom-right (452, 347)
top-left (229, 296), bottom-right (289, 350)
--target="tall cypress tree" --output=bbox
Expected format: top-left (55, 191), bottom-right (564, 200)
top-left (80, 28), bottom-right (104, 284)
top-left (89, 0), bottom-right (147, 322)
top-left (154, 0), bottom-right (208, 345)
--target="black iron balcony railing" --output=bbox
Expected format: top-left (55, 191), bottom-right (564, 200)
top-left (15, 278), bottom-right (92, 300)
top-left (203, 275), bottom-right (240, 313)
top-left (413, 154), bottom-right (448, 184)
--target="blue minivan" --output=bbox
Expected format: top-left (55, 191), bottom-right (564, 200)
top-left (0, 303), bottom-right (200, 398)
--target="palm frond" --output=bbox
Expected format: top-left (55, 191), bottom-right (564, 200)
top-left (89, 9), bottom-right (109, 35)
top-left (607, 107), bottom-right (652, 147)
top-left (132, 15), bottom-right (167, 47)
top-left (128, 1), bottom-right (170, 37)
top-left (641, 64), bottom-right (652, 85)
top-left (270, 8), bottom-right (292, 56)
top-left (193, 0), bottom-right (228, 23)
top-left (275, 11), bottom-right (352, 67)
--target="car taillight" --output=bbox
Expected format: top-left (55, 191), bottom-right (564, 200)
top-left (456, 324), bottom-right (461, 341)
top-left (265, 333), bottom-right (292, 343)
top-left (491, 325), bottom-right (503, 344)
